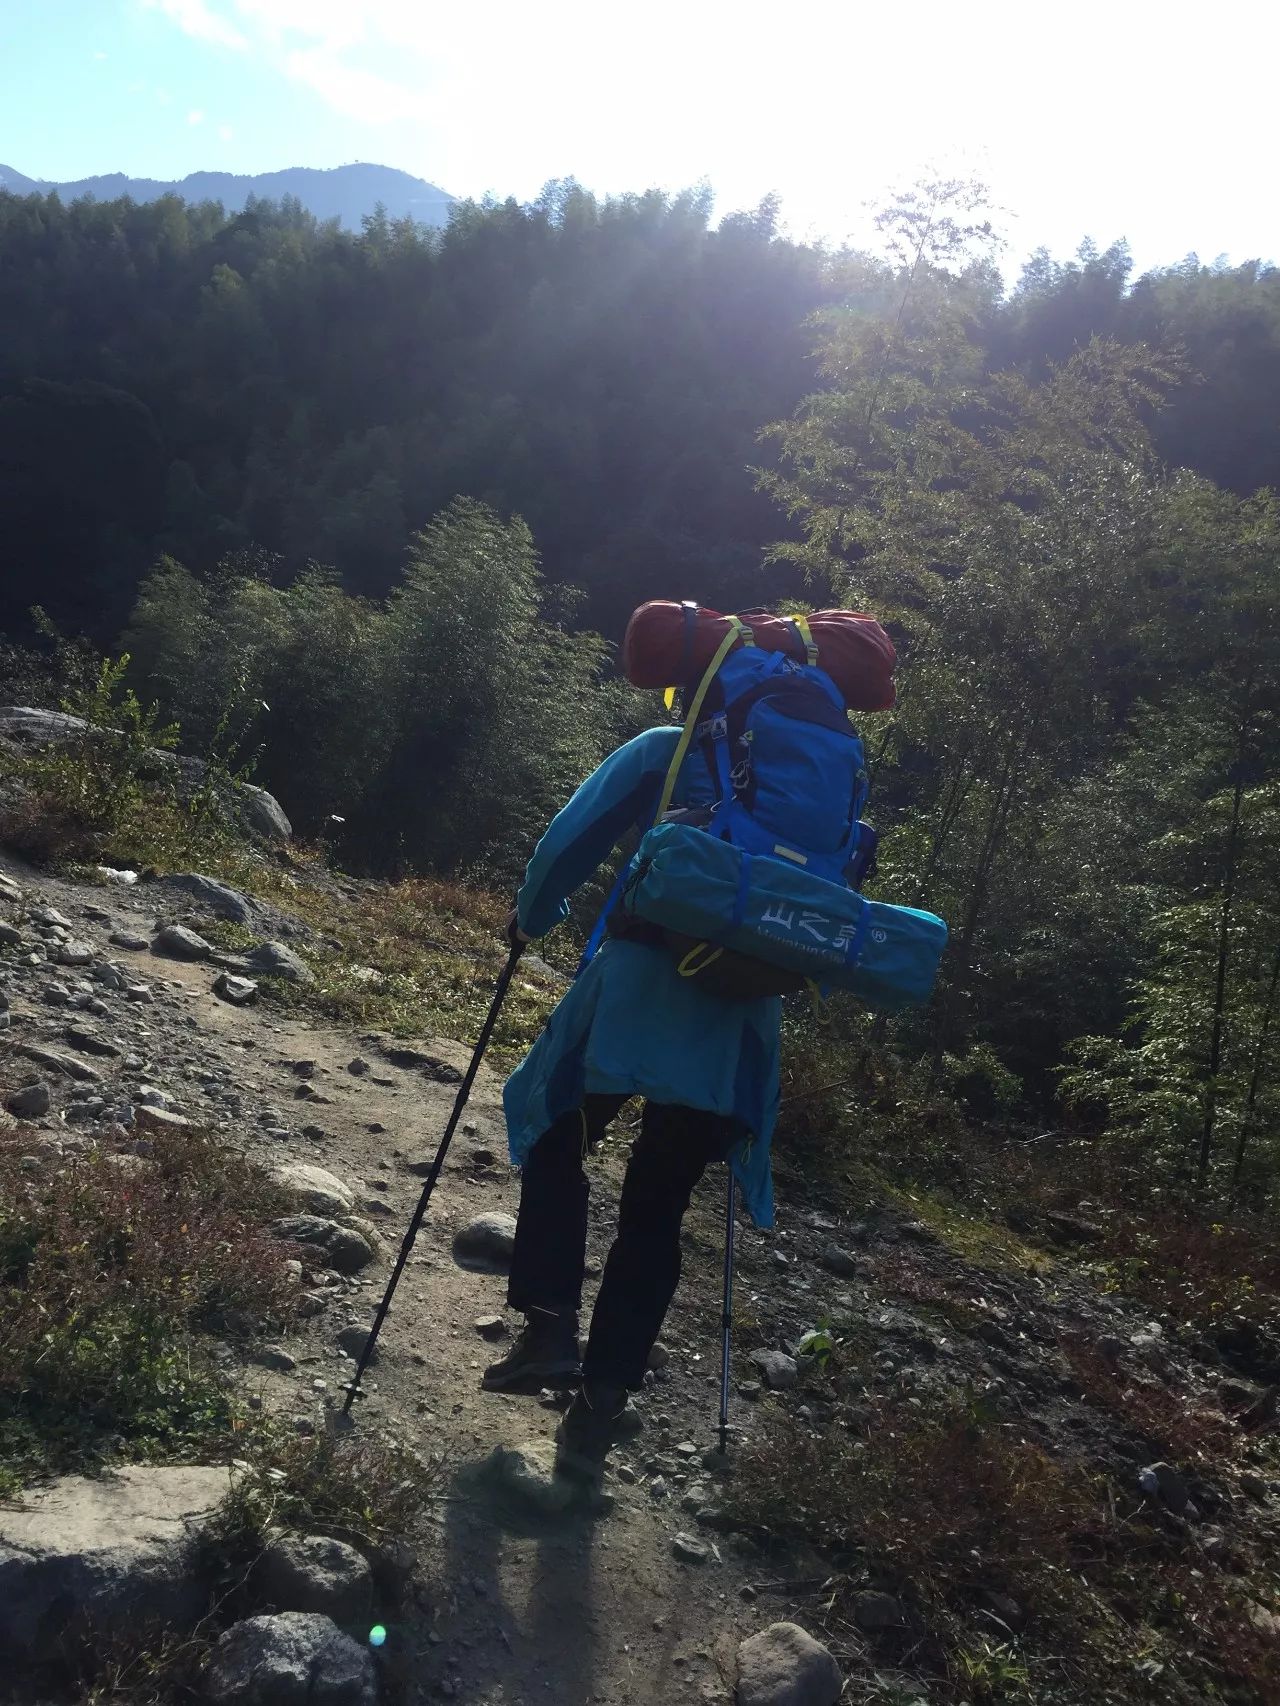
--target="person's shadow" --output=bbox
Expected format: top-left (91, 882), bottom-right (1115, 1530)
top-left (432, 1446), bottom-right (605, 1703)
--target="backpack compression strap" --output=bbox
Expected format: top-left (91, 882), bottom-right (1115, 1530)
top-left (656, 616), bottom-right (754, 820)
top-left (785, 613), bottom-right (819, 669)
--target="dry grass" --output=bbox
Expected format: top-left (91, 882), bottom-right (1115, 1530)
top-left (0, 1125), bottom-right (297, 1489)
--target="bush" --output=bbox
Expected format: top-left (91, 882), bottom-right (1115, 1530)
top-left (0, 1124), bottom-right (296, 1485)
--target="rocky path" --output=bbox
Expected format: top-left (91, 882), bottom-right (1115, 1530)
top-left (0, 856), bottom-right (837, 1705)
top-left (4, 853), bottom-right (1279, 1705)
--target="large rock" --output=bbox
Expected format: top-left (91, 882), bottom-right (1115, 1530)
top-left (152, 924), bottom-right (214, 961)
top-left (246, 941), bottom-right (313, 985)
top-left (272, 1215), bottom-right (378, 1274)
top-left (215, 972), bottom-right (260, 1006)
top-left (6, 1080), bottom-right (51, 1119)
top-left (0, 1464), bottom-right (232, 1659)
top-left (272, 1163), bottom-right (356, 1218)
top-left (736, 1622), bottom-right (842, 1706)
top-left (258, 1533), bottom-right (372, 1625)
top-left (452, 1212), bottom-right (518, 1271)
top-left (239, 786), bottom-right (293, 843)
top-left (0, 706), bottom-right (91, 747)
top-left (163, 874), bottom-right (257, 926)
top-left (205, 1611), bottom-right (376, 1705)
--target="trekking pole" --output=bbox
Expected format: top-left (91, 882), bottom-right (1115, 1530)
top-left (717, 1169), bottom-right (737, 1456)
top-left (342, 940), bottom-right (525, 1416)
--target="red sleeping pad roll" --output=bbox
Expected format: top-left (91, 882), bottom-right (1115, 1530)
top-left (621, 601), bottom-right (896, 712)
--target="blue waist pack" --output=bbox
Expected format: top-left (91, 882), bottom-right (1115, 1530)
top-left (623, 821), bottom-right (948, 1012)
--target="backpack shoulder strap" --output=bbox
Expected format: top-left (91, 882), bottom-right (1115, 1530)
top-left (655, 616), bottom-right (753, 819)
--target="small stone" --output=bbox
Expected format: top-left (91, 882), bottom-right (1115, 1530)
top-left (452, 1212), bottom-right (518, 1272)
top-left (259, 1533), bottom-right (373, 1623)
top-left (736, 1622), bottom-right (842, 1706)
top-left (125, 983), bottom-right (154, 1003)
top-left (63, 1024), bottom-right (121, 1058)
top-left (336, 1324), bottom-right (377, 1363)
top-left (271, 1163), bottom-right (355, 1218)
top-left (136, 1085), bottom-right (173, 1109)
top-left (671, 1532), bottom-right (710, 1564)
top-left (493, 1442), bottom-right (577, 1514)
top-left (648, 1340), bottom-right (671, 1371)
top-left (31, 907), bottom-right (72, 928)
top-left (55, 940), bottom-right (95, 966)
top-left (1139, 1461), bottom-right (1191, 1515)
top-left (109, 931), bottom-right (150, 951)
top-left (134, 1105), bottom-right (191, 1134)
top-left (852, 1591), bottom-right (905, 1632)
top-left (271, 1215), bottom-right (378, 1274)
top-left (6, 1080), bottom-right (51, 1119)
top-left (749, 1349), bottom-right (798, 1391)
top-left (347, 1057), bottom-right (370, 1076)
top-left (737, 1381), bottom-right (762, 1400)
top-left (821, 1243), bottom-right (861, 1277)
top-left (251, 1346), bottom-right (298, 1373)
top-left (474, 1315), bottom-right (508, 1340)
top-left (0, 923), bottom-right (23, 948)
top-left (152, 924), bottom-right (213, 961)
top-left (214, 973), bottom-right (259, 1006)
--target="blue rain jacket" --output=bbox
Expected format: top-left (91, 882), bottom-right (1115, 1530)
top-left (502, 725), bottom-right (781, 1227)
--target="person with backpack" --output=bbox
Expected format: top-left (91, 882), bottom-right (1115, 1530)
top-left (483, 604), bottom-right (939, 1477)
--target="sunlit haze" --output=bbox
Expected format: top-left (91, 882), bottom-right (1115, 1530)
top-left (2, 0), bottom-right (1276, 273)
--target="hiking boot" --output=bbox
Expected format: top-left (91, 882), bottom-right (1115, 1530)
top-left (481, 1307), bottom-right (581, 1392)
top-left (554, 1380), bottom-right (630, 1480)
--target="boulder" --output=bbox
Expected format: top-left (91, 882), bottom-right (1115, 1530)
top-left (14, 1041), bottom-right (103, 1081)
top-left (736, 1622), bottom-right (842, 1706)
top-left (239, 785), bottom-right (293, 843)
top-left (452, 1212), bottom-right (518, 1271)
top-left (134, 1105), bottom-right (192, 1134)
top-left (0, 1464), bottom-right (232, 1660)
top-left (205, 1611), bottom-right (376, 1705)
top-left (162, 874), bottom-right (257, 926)
top-left (271, 1163), bottom-right (355, 1218)
top-left (246, 941), bottom-right (313, 985)
top-left (671, 1532), bottom-right (710, 1564)
top-left (272, 1216), bottom-right (378, 1274)
top-left (152, 924), bottom-right (213, 961)
top-left (258, 1533), bottom-right (372, 1625)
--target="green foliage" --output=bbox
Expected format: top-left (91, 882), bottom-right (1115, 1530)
top-left (125, 500), bottom-right (613, 876)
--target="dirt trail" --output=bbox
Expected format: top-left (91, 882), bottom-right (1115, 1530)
top-left (0, 858), bottom-right (789, 1706)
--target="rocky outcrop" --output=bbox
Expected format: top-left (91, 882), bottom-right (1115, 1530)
top-left (0, 1464), bottom-right (233, 1660)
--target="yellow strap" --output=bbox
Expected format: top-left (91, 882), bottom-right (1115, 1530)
top-left (678, 941), bottom-right (725, 978)
top-left (655, 618), bottom-right (750, 820)
top-left (663, 686), bottom-right (677, 710)
top-left (794, 613), bottom-right (819, 668)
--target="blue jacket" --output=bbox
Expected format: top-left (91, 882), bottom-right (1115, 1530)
top-left (502, 725), bottom-right (781, 1227)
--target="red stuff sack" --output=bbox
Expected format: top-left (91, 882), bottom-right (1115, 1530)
top-left (621, 601), bottom-right (896, 711)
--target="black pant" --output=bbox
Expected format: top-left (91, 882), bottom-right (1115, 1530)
top-left (507, 1095), bottom-right (737, 1390)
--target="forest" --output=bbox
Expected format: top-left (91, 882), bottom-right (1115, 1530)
top-left (1, 175), bottom-right (1278, 1210)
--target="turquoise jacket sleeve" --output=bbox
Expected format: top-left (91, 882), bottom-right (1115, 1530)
top-left (516, 726), bottom-right (681, 939)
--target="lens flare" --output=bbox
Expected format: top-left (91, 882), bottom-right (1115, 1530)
top-left (369, 1625), bottom-right (387, 1648)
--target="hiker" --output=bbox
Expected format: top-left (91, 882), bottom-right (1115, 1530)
top-left (482, 717), bottom-right (780, 1470)
top-left (483, 603), bottom-right (915, 1476)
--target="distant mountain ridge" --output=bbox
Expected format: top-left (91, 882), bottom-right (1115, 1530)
top-left (0, 162), bottom-right (455, 231)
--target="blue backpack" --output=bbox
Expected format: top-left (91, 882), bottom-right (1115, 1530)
top-left (605, 617), bottom-right (948, 1008)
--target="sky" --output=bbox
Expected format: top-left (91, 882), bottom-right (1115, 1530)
top-left (1, 0), bottom-right (1276, 275)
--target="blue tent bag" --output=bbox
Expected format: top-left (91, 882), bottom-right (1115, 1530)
top-left (623, 821), bottom-right (947, 1012)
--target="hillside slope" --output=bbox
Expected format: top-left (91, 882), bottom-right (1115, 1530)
top-left (0, 161), bottom-right (455, 229)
